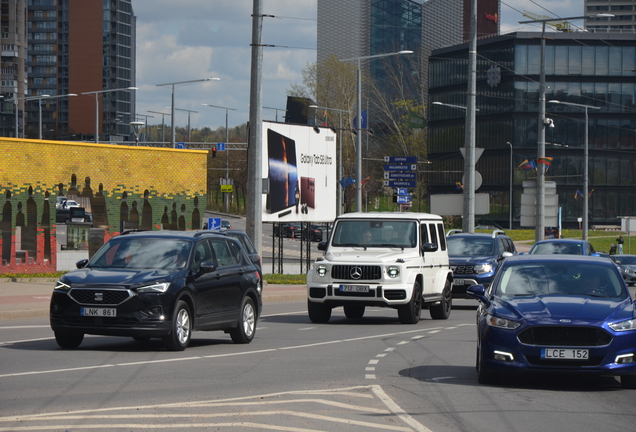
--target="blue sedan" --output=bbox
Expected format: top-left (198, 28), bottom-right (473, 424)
top-left (528, 238), bottom-right (596, 255)
top-left (468, 255), bottom-right (636, 388)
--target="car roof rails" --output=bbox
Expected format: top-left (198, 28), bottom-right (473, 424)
top-left (491, 229), bottom-right (506, 238)
top-left (446, 229), bottom-right (462, 237)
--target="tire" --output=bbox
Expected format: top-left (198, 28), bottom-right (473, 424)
top-left (621, 374), bottom-right (636, 389)
top-left (162, 300), bottom-right (192, 351)
top-left (477, 345), bottom-right (496, 385)
top-left (230, 296), bottom-right (256, 344)
top-left (132, 336), bottom-right (151, 342)
top-left (308, 300), bottom-right (332, 323)
top-left (54, 331), bottom-right (84, 349)
top-left (344, 305), bottom-right (365, 319)
top-left (430, 279), bottom-right (452, 320)
top-left (398, 281), bottom-right (422, 324)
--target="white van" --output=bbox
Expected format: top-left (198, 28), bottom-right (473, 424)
top-left (307, 212), bottom-right (453, 324)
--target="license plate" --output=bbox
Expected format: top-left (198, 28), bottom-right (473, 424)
top-left (81, 307), bottom-right (117, 317)
top-left (340, 285), bottom-right (369, 293)
top-left (541, 348), bottom-right (589, 360)
top-left (453, 279), bottom-right (465, 285)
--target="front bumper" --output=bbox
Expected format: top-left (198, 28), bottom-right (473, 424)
top-left (307, 282), bottom-right (414, 308)
top-left (451, 274), bottom-right (492, 298)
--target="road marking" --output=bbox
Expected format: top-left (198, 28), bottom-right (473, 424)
top-left (397, 341), bottom-right (409, 345)
top-left (366, 367), bottom-right (375, 371)
top-left (298, 327), bottom-right (315, 331)
top-left (0, 337), bottom-right (53, 346)
top-left (376, 353), bottom-right (387, 358)
top-left (368, 359), bottom-right (379, 365)
top-left (372, 385), bottom-right (433, 432)
top-left (365, 374), bottom-right (376, 379)
top-left (0, 325), bottom-right (49, 330)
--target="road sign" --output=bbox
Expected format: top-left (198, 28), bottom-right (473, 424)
top-left (176, 142), bottom-right (185, 149)
top-left (205, 217), bottom-right (222, 230)
top-left (383, 164), bottom-right (417, 171)
top-left (217, 142), bottom-right (226, 151)
top-left (384, 180), bottom-right (417, 188)
top-left (396, 195), bottom-right (412, 203)
top-left (384, 171), bottom-right (417, 180)
top-left (396, 188), bottom-right (409, 195)
top-left (220, 185), bottom-right (233, 193)
top-left (384, 156), bottom-right (417, 164)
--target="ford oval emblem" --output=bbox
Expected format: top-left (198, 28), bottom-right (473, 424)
top-left (559, 319), bottom-right (571, 323)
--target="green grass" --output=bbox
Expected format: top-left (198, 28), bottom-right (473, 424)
top-left (263, 274), bottom-right (306, 285)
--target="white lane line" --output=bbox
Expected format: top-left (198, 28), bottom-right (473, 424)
top-left (427, 330), bottom-right (440, 334)
top-left (376, 353), bottom-right (387, 358)
top-left (365, 374), bottom-right (376, 380)
top-left (411, 335), bottom-right (425, 340)
top-left (0, 325), bottom-right (49, 330)
top-left (372, 385), bottom-right (433, 432)
top-left (368, 359), bottom-right (379, 365)
top-left (384, 347), bottom-right (395, 352)
top-left (397, 341), bottom-right (409, 345)
top-left (298, 327), bottom-right (315, 331)
top-left (0, 337), bottom-right (53, 346)
top-left (366, 367), bottom-right (375, 371)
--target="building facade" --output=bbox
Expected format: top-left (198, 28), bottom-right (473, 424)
top-left (428, 32), bottom-right (636, 228)
top-left (586, 0), bottom-right (636, 33)
top-left (26, 0), bottom-right (135, 141)
top-left (0, 0), bottom-right (27, 137)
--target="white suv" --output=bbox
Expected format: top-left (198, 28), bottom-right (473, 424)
top-left (307, 212), bottom-right (453, 324)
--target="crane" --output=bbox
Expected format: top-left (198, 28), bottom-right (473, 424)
top-left (522, 11), bottom-right (573, 32)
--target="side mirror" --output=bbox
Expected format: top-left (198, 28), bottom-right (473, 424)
top-left (76, 259), bottom-right (89, 269)
top-left (422, 242), bottom-right (438, 253)
top-left (317, 241), bottom-right (327, 251)
top-left (499, 251), bottom-right (513, 260)
top-left (467, 284), bottom-right (490, 306)
top-left (199, 261), bottom-right (217, 273)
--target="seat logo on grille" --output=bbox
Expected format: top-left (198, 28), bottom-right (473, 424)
top-left (94, 292), bottom-right (104, 302)
top-left (350, 267), bottom-right (362, 280)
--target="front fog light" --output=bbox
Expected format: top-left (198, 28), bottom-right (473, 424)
top-left (493, 350), bottom-right (514, 362)
top-left (316, 265), bottom-right (328, 277)
top-left (616, 354), bottom-right (635, 364)
top-left (387, 266), bottom-right (400, 278)
top-left (141, 306), bottom-right (164, 318)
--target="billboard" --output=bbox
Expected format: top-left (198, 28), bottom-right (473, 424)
top-left (262, 121), bottom-right (336, 223)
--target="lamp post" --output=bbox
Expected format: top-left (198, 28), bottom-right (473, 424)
top-left (174, 108), bottom-right (198, 142)
top-left (548, 100), bottom-right (600, 241)
top-left (81, 87), bottom-right (137, 143)
top-left (135, 113), bottom-right (154, 142)
top-left (130, 121), bottom-right (145, 145)
top-left (147, 110), bottom-right (171, 143)
top-left (505, 142), bottom-right (513, 229)
top-left (13, 94), bottom-right (46, 138)
top-left (156, 78), bottom-right (220, 148)
top-left (519, 13), bottom-right (613, 242)
top-left (36, 93), bottom-right (77, 140)
top-left (202, 103), bottom-right (237, 213)
top-left (309, 104), bottom-right (350, 216)
top-left (339, 50), bottom-right (413, 212)
top-left (263, 106), bottom-right (287, 122)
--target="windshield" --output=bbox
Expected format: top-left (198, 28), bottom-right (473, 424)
top-left (617, 256), bottom-right (636, 265)
top-left (89, 237), bottom-right (192, 270)
top-left (530, 242), bottom-right (582, 255)
top-left (447, 237), bottom-right (494, 256)
top-left (496, 261), bottom-right (626, 299)
top-left (332, 220), bottom-right (417, 248)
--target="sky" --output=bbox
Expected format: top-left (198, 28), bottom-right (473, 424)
top-left (132, 0), bottom-right (585, 134)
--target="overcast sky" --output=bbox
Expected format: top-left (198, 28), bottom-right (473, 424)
top-left (132, 0), bottom-right (585, 134)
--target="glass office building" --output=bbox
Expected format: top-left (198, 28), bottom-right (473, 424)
top-left (428, 32), bottom-right (636, 228)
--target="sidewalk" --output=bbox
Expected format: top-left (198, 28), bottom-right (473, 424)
top-left (0, 279), bottom-right (306, 321)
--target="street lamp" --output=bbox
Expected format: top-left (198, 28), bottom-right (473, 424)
top-left (130, 121), bottom-right (145, 145)
top-left (309, 104), bottom-right (350, 216)
top-left (519, 13), bottom-right (613, 242)
top-left (135, 113), bottom-right (154, 142)
top-left (174, 108), bottom-right (198, 142)
top-left (147, 110), bottom-right (171, 143)
top-left (13, 94), bottom-right (45, 138)
top-left (505, 142), bottom-right (513, 229)
top-left (548, 100), bottom-right (600, 241)
top-left (263, 106), bottom-right (287, 122)
top-left (35, 93), bottom-right (77, 140)
top-left (81, 87), bottom-right (138, 143)
top-left (156, 77), bottom-right (220, 148)
top-left (202, 103), bottom-right (237, 213)
top-left (339, 50), bottom-right (413, 212)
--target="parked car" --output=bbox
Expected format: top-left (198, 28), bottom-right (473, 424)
top-left (50, 230), bottom-right (262, 351)
top-left (612, 254), bottom-right (636, 286)
top-left (468, 255), bottom-right (636, 388)
top-left (55, 207), bottom-right (92, 224)
top-left (528, 239), bottom-right (597, 255)
top-left (445, 229), bottom-right (516, 298)
top-left (221, 220), bottom-right (232, 230)
top-left (221, 229), bottom-right (262, 274)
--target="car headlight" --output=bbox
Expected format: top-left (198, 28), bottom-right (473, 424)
top-left (386, 266), bottom-right (400, 278)
top-left (474, 264), bottom-right (493, 274)
top-left (54, 280), bottom-right (71, 292)
top-left (610, 319), bottom-right (636, 332)
top-left (486, 314), bottom-right (521, 329)
top-left (136, 282), bottom-right (170, 293)
top-left (315, 265), bottom-right (328, 277)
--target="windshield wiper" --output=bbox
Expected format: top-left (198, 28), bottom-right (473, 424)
top-left (513, 293), bottom-right (534, 297)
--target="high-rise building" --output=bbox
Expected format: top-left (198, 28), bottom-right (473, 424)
top-left (0, 0), bottom-right (27, 137)
top-left (26, 0), bottom-right (136, 141)
top-left (585, 0), bottom-right (636, 33)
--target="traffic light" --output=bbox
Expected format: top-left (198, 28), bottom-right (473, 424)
top-left (212, 146), bottom-right (217, 158)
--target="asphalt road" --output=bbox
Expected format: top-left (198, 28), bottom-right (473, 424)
top-left (1, 299), bottom-right (636, 432)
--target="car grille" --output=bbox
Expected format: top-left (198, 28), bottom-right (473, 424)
top-left (525, 355), bottom-right (605, 367)
top-left (453, 265), bottom-right (476, 275)
top-left (68, 288), bottom-right (133, 306)
top-left (331, 265), bottom-right (382, 280)
top-left (518, 326), bottom-right (612, 347)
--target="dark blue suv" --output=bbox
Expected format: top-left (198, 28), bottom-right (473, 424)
top-left (446, 229), bottom-right (516, 298)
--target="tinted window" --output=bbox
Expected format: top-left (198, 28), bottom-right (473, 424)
top-left (420, 223), bottom-right (428, 244)
top-left (429, 223), bottom-right (438, 248)
top-left (210, 239), bottom-right (240, 267)
top-left (194, 240), bottom-right (213, 273)
top-left (447, 237), bottom-right (494, 255)
top-left (91, 237), bottom-right (191, 270)
top-left (436, 223), bottom-right (446, 251)
top-left (531, 242), bottom-right (582, 255)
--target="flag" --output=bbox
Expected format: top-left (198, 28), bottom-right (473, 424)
top-left (517, 159), bottom-right (536, 170)
top-left (353, 110), bottom-right (367, 129)
top-left (322, 110), bottom-right (328, 127)
top-left (589, 189), bottom-right (594, 196)
top-left (537, 157), bottom-right (553, 167)
top-left (575, 190), bottom-right (584, 200)
top-left (455, 182), bottom-right (463, 191)
top-left (362, 176), bottom-right (370, 185)
top-left (339, 177), bottom-right (355, 188)
top-left (408, 111), bottom-right (427, 128)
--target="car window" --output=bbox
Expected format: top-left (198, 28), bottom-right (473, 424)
top-left (447, 237), bottom-right (494, 255)
top-left (420, 223), bottom-right (428, 244)
top-left (193, 240), bottom-right (213, 273)
top-left (210, 239), bottom-right (240, 268)
top-left (531, 242), bottom-right (582, 255)
top-left (429, 223), bottom-right (438, 248)
top-left (436, 223), bottom-right (446, 251)
top-left (91, 237), bottom-right (191, 270)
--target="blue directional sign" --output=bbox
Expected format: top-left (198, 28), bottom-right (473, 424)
top-left (384, 180), bottom-right (417, 188)
top-left (384, 171), bottom-right (417, 180)
top-left (384, 156), bottom-right (417, 164)
top-left (397, 195), bottom-right (412, 203)
top-left (176, 142), bottom-right (186, 149)
top-left (205, 217), bottom-right (222, 230)
top-left (383, 164), bottom-right (417, 171)
top-left (396, 188), bottom-right (409, 195)
top-left (217, 142), bottom-right (226, 151)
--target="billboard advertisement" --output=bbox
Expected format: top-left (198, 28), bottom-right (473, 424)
top-left (262, 121), bottom-right (336, 223)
